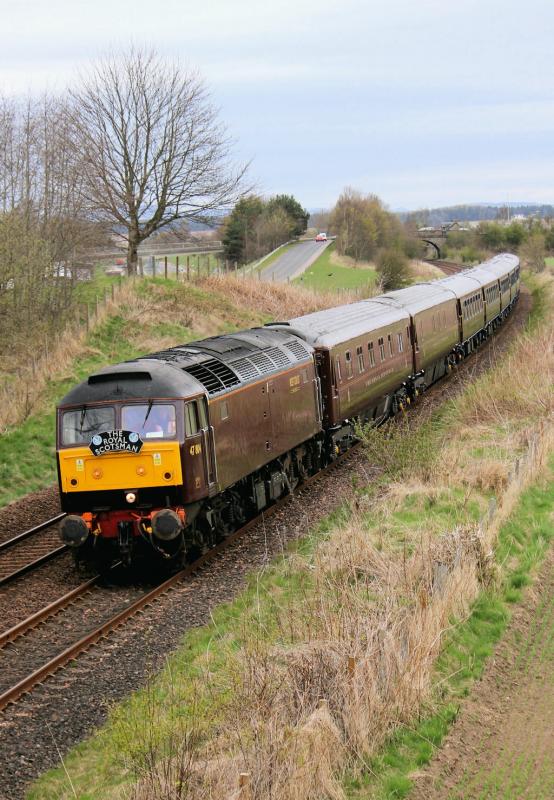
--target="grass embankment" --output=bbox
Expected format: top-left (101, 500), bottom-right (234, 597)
top-left (29, 274), bottom-right (554, 800)
top-left (296, 242), bottom-right (378, 293)
top-left (0, 274), bottom-right (342, 508)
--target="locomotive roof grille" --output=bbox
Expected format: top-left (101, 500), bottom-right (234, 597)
top-left (264, 347), bottom-right (291, 368)
top-left (230, 357), bottom-right (260, 381)
top-left (182, 359), bottom-right (240, 395)
top-left (249, 352), bottom-right (275, 374)
top-left (284, 340), bottom-right (311, 360)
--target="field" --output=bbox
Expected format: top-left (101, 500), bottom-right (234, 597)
top-left (295, 241), bottom-right (378, 292)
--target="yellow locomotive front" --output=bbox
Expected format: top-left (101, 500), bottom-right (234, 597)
top-left (56, 361), bottom-right (209, 566)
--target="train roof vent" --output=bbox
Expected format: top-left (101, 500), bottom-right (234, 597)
top-left (284, 340), bottom-right (311, 361)
top-left (182, 359), bottom-right (240, 395)
top-left (249, 352), bottom-right (275, 375)
top-left (230, 357), bottom-right (260, 382)
top-left (264, 347), bottom-right (291, 368)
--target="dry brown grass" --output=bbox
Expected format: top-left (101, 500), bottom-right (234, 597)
top-left (197, 274), bottom-right (352, 319)
top-left (409, 260), bottom-right (446, 281)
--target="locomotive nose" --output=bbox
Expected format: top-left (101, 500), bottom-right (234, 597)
top-left (151, 509), bottom-right (183, 541)
top-left (60, 515), bottom-right (90, 547)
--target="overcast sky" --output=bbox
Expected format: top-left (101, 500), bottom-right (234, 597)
top-left (1, 0), bottom-right (553, 210)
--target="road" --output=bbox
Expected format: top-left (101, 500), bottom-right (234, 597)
top-left (259, 239), bottom-right (331, 283)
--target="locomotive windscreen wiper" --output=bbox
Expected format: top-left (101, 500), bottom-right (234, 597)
top-left (141, 399), bottom-right (154, 429)
top-left (79, 405), bottom-right (87, 434)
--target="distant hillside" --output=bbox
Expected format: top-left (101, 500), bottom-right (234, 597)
top-left (400, 204), bottom-right (554, 225)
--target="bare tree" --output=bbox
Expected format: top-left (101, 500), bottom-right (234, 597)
top-left (70, 48), bottom-right (247, 274)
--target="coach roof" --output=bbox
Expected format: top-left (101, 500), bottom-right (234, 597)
top-left (269, 299), bottom-right (409, 348)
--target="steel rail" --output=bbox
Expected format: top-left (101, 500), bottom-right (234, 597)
top-left (0, 575), bottom-right (100, 648)
top-left (0, 545), bottom-right (68, 589)
top-left (0, 447), bottom-right (358, 713)
top-left (0, 513), bottom-right (66, 553)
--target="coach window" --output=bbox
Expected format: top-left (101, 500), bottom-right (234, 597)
top-left (185, 402), bottom-right (199, 437)
top-left (388, 333), bottom-right (393, 356)
top-left (345, 350), bottom-right (353, 378)
top-left (397, 332), bottom-right (404, 353)
top-left (378, 337), bottom-right (385, 361)
top-left (406, 325), bottom-right (411, 344)
top-left (220, 400), bottom-right (229, 421)
top-left (356, 345), bottom-right (365, 372)
top-left (335, 356), bottom-right (342, 383)
top-left (368, 342), bottom-right (376, 367)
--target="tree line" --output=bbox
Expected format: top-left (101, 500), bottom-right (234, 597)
top-left (221, 194), bottom-right (309, 264)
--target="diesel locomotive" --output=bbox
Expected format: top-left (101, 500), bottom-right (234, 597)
top-left (56, 254), bottom-right (520, 567)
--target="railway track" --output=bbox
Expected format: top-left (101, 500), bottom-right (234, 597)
top-left (0, 448), bottom-right (358, 713)
top-left (0, 514), bottom-right (67, 587)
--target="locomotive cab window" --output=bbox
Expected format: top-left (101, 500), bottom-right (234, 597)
top-left (123, 403), bottom-right (176, 439)
top-left (61, 405), bottom-right (115, 445)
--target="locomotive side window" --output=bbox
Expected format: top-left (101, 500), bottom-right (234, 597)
top-left (368, 342), bottom-right (376, 367)
top-left (197, 398), bottom-right (208, 429)
top-left (356, 345), bottom-right (365, 372)
top-left (345, 350), bottom-right (353, 378)
top-left (185, 402), bottom-right (199, 436)
top-left (62, 406), bottom-right (115, 445)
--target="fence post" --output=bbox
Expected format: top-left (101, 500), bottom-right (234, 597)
top-left (187, 256), bottom-right (190, 281)
top-left (164, 256), bottom-right (168, 279)
top-left (176, 255), bottom-right (179, 279)
top-left (111, 283), bottom-right (115, 302)
top-left (238, 772), bottom-right (251, 800)
top-left (85, 304), bottom-right (90, 332)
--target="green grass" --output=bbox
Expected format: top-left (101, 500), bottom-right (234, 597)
top-left (545, 256), bottom-right (554, 267)
top-left (295, 242), bottom-right (377, 292)
top-left (346, 457), bottom-right (554, 799)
